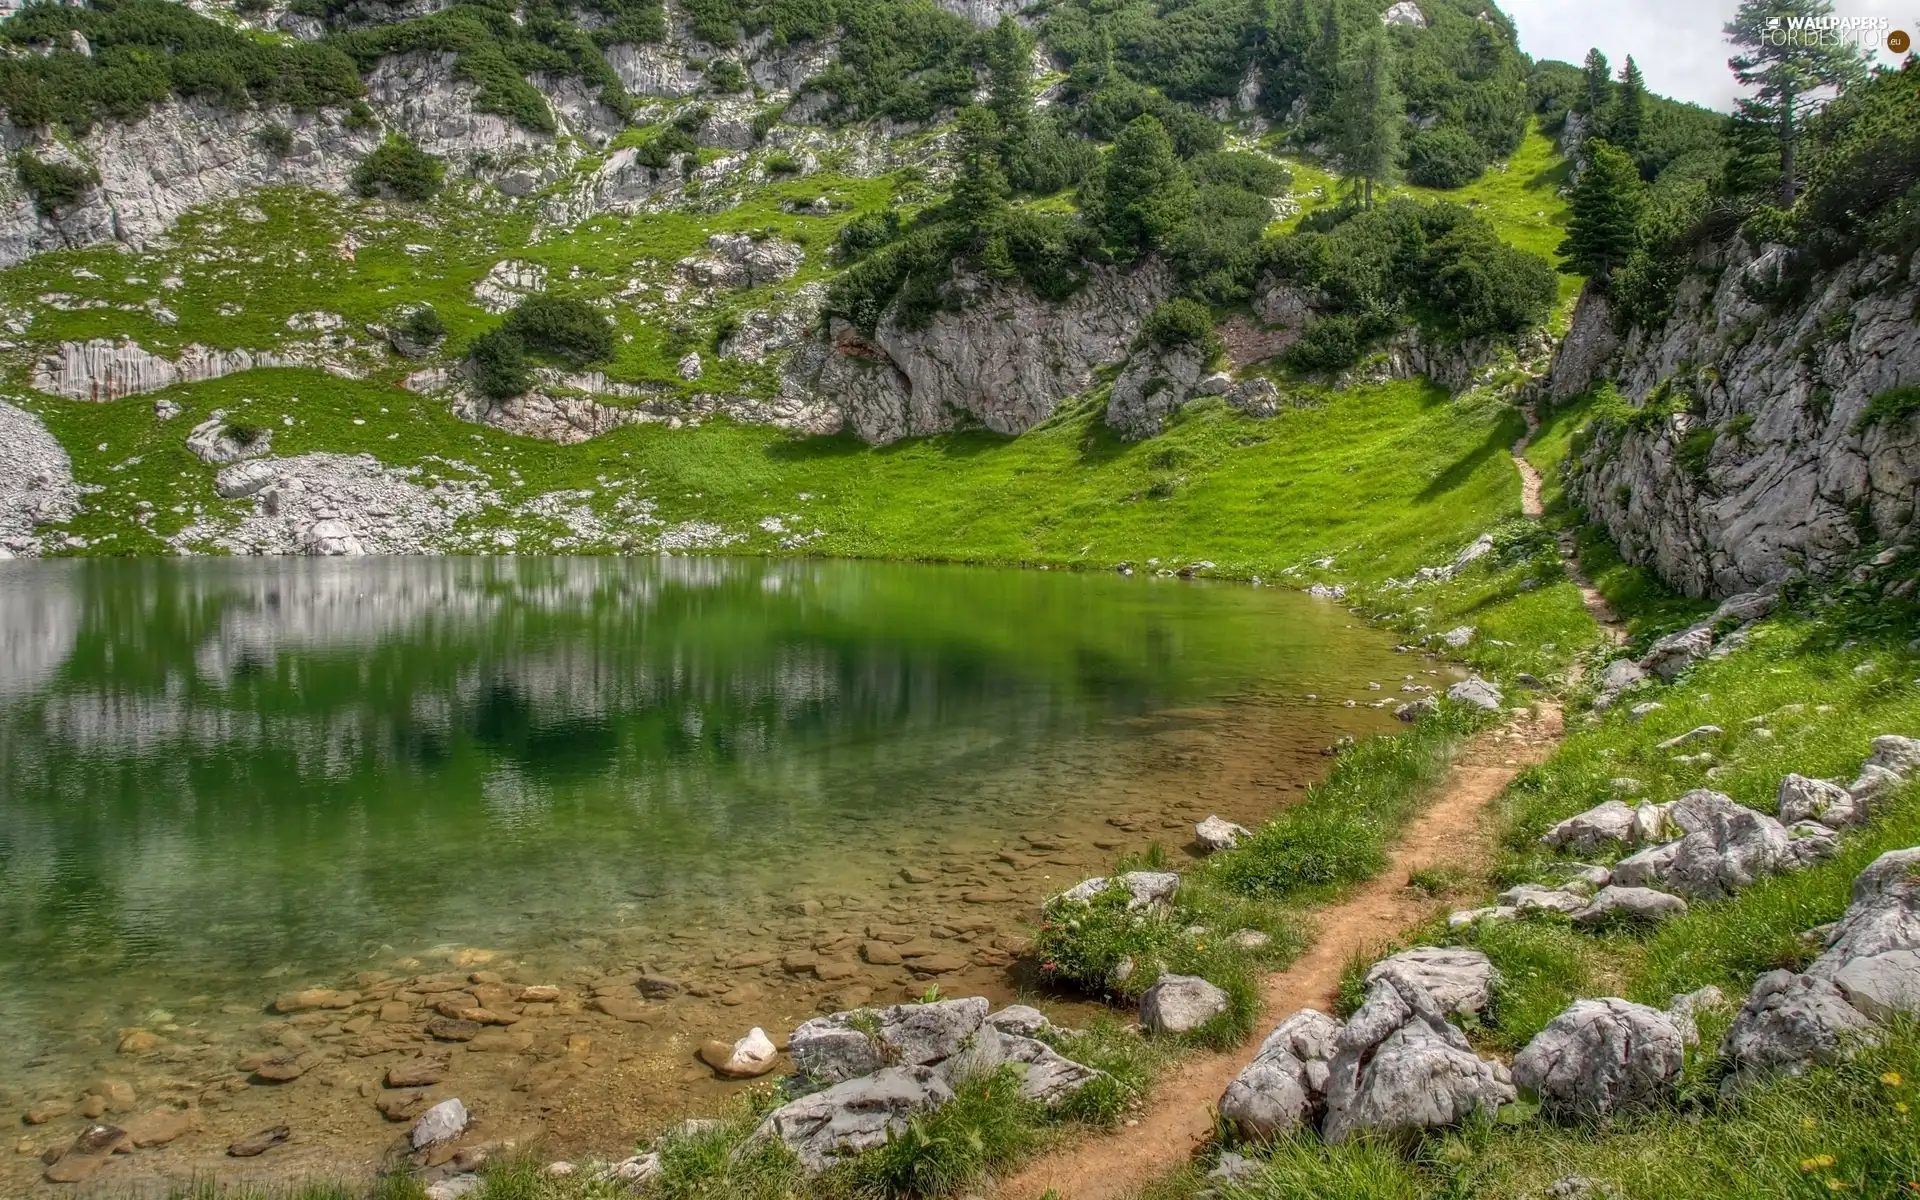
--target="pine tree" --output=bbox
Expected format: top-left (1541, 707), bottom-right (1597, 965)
top-left (950, 105), bottom-right (1009, 233)
top-left (1330, 20), bottom-right (1402, 208)
top-left (986, 16), bottom-right (1032, 153)
top-left (1081, 114), bottom-right (1195, 256)
top-left (1558, 139), bottom-right (1645, 282)
top-left (1578, 47), bottom-right (1611, 117)
top-left (1725, 0), bottom-right (1869, 207)
top-left (1311, 0), bottom-right (1345, 104)
top-left (1611, 55), bottom-right (1646, 157)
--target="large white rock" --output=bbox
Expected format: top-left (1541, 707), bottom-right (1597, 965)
top-left (1364, 947), bottom-right (1498, 1017)
top-left (749, 1065), bottom-right (954, 1174)
top-left (410, 1098), bottom-right (468, 1148)
top-left (1539, 800), bottom-right (1639, 854)
top-left (1571, 885), bottom-right (1688, 927)
top-left (1053, 871), bottom-right (1180, 911)
top-left (1447, 676), bottom-right (1504, 712)
top-left (1194, 814), bottom-right (1252, 853)
top-left (789, 997), bottom-right (988, 1086)
top-left (1777, 773), bottom-right (1862, 829)
top-left (1512, 998), bottom-right (1687, 1117)
top-left (1809, 847), bottom-right (1920, 1019)
top-left (1320, 968), bottom-right (1514, 1144)
top-left (1720, 970), bottom-right (1879, 1081)
top-left (1639, 623), bottom-right (1714, 682)
top-left (1138, 975), bottom-right (1230, 1035)
top-left (1659, 790), bottom-right (1792, 900)
top-left (1218, 1009), bottom-right (1343, 1140)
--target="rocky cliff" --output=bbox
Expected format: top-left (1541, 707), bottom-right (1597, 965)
top-left (1548, 236), bottom-right (1920, 598)
top-left (786, 261), bottom-right (1175, 443)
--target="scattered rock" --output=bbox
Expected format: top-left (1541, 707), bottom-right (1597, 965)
top-left (1512, 998), bottom-right (1687, 1118)
top-left (1660, 790), bottom-right (1792, 899)
top-left (1445, 676), bottom-right (1503, 712)
top-left (1720, 970), bottom-right (1879, 1083)
top-left (1053, 871), bottom-right (1180, 911)
top-left (1497, 883), bottom-right (1590, 915)
top-left (1571, 886), bottom-right (1688, 927)
top-left (1639, 623), bottom-right (1714, 682)
top-left (1778, 774), bottom-right (1863, 829)
top-left (1664, 985), bottom-right (1728, 1047)
top-left (592, 996), bottom-right (651, 1022)
top-left (1218, 1009), bottom-right (1343, 1140)
top-left (1194, 815), bottom-right (1252, 853)
top-left (983, 1005), bottom-right (1052, 1038)
top-left (748, 1065), bottom-right (954, 1174)
top-left (1139, 975), bottom-right (1231, 1035)
top-left (122, 1107), bottom-right (194, 1148)
top-left (386, 1059), bottom-right (447, 1088)
top-left (1596, 659), bottom-right (1648, 694)
top-left (1539, 800), bottom-right (1639, 855)
top-left (411, 1098), bottom-right (469, 1149)
top-left (425, 1017), bottom-right (483, 1041)
top-left (790, 998), bottom-right (988, 1085)
top-left (43, 1124), bottom-right (127, 1184)
top-left (1808, 847), bottom-right (1920, 1020)
top-left (1656, 725), bottom-right (1722, 752)
top-left (1394, 696), bottom-right (1439, 722)
top-left (699, 1027), bottom-right (780, 1078)
top-left (1364, 947), bottom-right (1498, 1017)
top-left (227, 1125), bottom-right (291, 1157)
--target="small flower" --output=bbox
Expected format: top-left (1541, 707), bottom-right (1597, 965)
top-left (1827, 1181), bottom-right (1849, 1192)
top-left (1803, 1156), bottom-right (1838, 1171)
top-left (1803, 1117), bottom-right (1819, 1130)
top-left (1897, 1101), bottom-right (1911, 1114)
top-left (1041, 961), bottom-right (1057, 973)
top-left (1884, 1072), bottom-right (1905, 1087)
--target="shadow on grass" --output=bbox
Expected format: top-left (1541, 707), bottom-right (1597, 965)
top-left (1416, 416), bottom-right (1522, 503)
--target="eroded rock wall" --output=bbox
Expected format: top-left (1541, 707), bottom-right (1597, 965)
top-left (1551, 237), bottom-right (1920, 598)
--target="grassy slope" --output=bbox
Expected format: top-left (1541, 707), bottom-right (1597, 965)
top-left (1138, 405), bottom-right (1920, 1200)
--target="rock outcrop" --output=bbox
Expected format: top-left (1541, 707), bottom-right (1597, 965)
top-left (1512, 998), bottom-right (1688, 1118)
top-left (33, 340), bottom-right (299, 402)
top-left (1550, 235), bottom-right (1920, 598)
top-left (786, 261), bottom-right (1173, 443)
top-left (1217, 1009), bottom-right (1342, 1140)
top-left (0, 399), bottom-right (83, 557)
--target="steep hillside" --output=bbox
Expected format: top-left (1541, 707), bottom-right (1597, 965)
top-left (1543, 62), bottom-right (1920, 600)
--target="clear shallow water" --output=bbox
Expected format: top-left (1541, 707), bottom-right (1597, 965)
top-left (0, 556), bottom-right (1411, 1124)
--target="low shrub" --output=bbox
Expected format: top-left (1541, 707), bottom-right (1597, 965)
top-left (400, 305), bottom-right (446, 346)
top-left (13, 150), bottom-right (97, 217)
top-left (502, 295), bottom-right (614, 365)
top-left (351, 136), bottom-right (443, 201)
top-left (253, 122), bottom-right (295, 157)
top-left (1405, 126), bottom-right (1490, 189)
top-left (1139, 297), bottom-right (1218, 357)
top-left (468, 328), bottom-right (530, 399)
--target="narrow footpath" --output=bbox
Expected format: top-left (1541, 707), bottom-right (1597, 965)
top-left (995, 404), bottom-right (1619, 1200)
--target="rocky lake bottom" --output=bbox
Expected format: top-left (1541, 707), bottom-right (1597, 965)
top-left (0, 556), bottom-right (1441, 1192)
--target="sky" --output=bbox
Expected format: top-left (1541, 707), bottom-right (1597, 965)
top-left (1500, 0), bottom-right (1914, 110)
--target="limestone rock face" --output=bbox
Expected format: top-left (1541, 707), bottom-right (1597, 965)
top-left (1053, 871), bottom-right (1180, 911)
top-left (1539, 800), bottom-right (1640, 855)
top-left (1570, 885), bottom-right (1689, 927)
top-left (1808, 847), bottom-right (1920, 1020)
top-left (1554, 234), bottom-right (1920, 598)
top-left (1778, 773), bottom-right (1864, 829)
top-left (1218, 1009), bottom-right (1343, 1140)
top-left (787, 262), bottom-right (1174, 444)
top-left (1105, 343), bottom-right (1207, 440)
top-left (1320, 969), bottom-right (1514, 1144)
top-left (0, 399), bottom-right (82, 558)
top-left (1512, 998), bottom-right (1687, 1118)
top-left (35, 340), bottom-right (296, 402)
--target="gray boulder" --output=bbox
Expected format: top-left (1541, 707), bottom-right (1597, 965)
top-left (943, 1025), bottom-right (1106, 1107)
top-left (1809, 847), bottom-right (1920, 1020)
top-left (1660, 791), bottom-right (1791, 900)
top-left (1720, 970), bottom-right (1879, 1082)
top-left (1571, 885), bottom-right (1689, 928)
top-left (1639, 623), bottom-right (1714, 682)
top-left (1656, 725), bottom-right (1723, 752)
top-left (1217, 1009), bottom-right (1343, 1140)
top-left (1447, 676), bottom-right (1504, 712)
top-left (1710, 590), bottom-right (1777, 625)
top-left (789, 997), bottom-right (988, 1085)
top-left (982, 1005), bottom-right (1051, 1038)
top-left (1862, 734), bottom-right (1920, 777)
top-left (1320, 969), bottom-right (1514, 1144)
top-left (1611, 840), bottom-right (1682, 889)
top-left (1394, 696), bottom-right (1440, 722)
top-left (1365, 947), bottom-right (1499, 1017)
top-left (1785, 821), bottom-right (1841, 869)
top-left (1596, 658), bottom-right (1648, 694)
top-left (1846, 763), bottom-right (1905, 807)
top-left (1498, 883), bottom-right (1591, 915)
top-left (1539, 800), bottom-right (1639, 855)
top-left (1139, 975), bottom-right (1230, 1035)
top-left (749, 1065), bottom-right (954, 1174)
top-left (1195, 815), bottom-right (1252, 853)
top-left (1054, 871), bottom-right (1181, 911)
top-left (1777, 774), bottom-right (1862, 829)
top-left (1511, 998), bottom-right (1687, 1118)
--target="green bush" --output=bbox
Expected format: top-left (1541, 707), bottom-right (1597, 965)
top-left (633, 125), bottom-right (698, 170)
top-left (253, 123), bottom-right (295, 157)
top-left (400, 305), bottom-right (447, 346)
top-left (502, 295), bottom-right (615, 364)
top-left (0, 0), bottom-right (362, 132)
top-left (1140, 297), bottom-right (1218, 355)
top-left (468, 328), bottom-right (530, 399)
top-left (1284, 315), bottom-right (1368, 373)
top-left (1404, 125), bottom-right (1489, 189)
top-left (835, 209), bottom-right (902, 259)
top-left (1185, 149), bottom-right (1292, 195)
top-left (763, 150), bottom-right (802, 174)
top-left (1853, 386), bottom-right (1920, 434)
top-left (706, 57), bottom-right (747, 93)
top-left (351, 136), bottom-right (444, 201)
top-left (13, 151), bottom-right (98, 217)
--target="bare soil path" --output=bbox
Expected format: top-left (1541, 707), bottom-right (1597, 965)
top-left (996, 404), bottom-right (1616, 1200)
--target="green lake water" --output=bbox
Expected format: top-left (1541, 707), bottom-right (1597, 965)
top-left (0, 556), bottom-right (1413, 1094)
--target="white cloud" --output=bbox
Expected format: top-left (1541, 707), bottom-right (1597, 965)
top-left (1498, 0), bottom-right (1911, 109)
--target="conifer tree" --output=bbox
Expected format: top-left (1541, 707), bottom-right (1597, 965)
top-left (950, 105), bottom-right (1009, 232)
top-left (986, 16), bottom-right (1032, 154)
top-left (1331, 20), bottom-right (1402, 208)
top-left (1576, 47), bottom-right (1611, 135)
top-left (1611, 55), bottom-right (1646, 157)
top-left (1725, 0), bottom-right (1869, 207)
top-left (1558, 139), bottom-right (1644, 282)
top-left (1081, 114), bottom-right (1195, 256)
